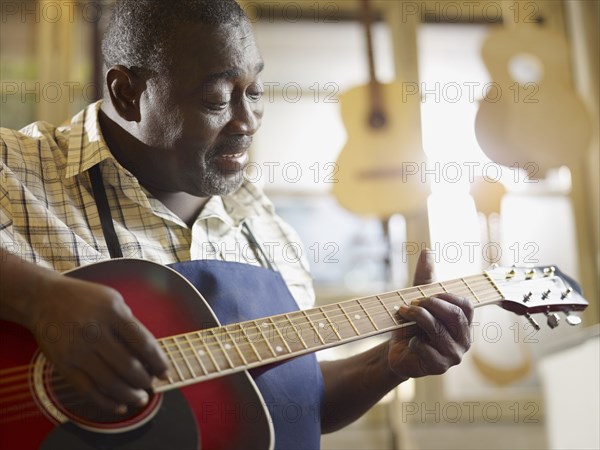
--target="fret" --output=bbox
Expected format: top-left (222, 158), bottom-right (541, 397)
top-left (184, 334), bottom-right (208, 376)
top-left (222, 324), bottom-right (255, 365)
top-left (377, 291), bottom-right (407, 314)
top-left (356, 298), bottom-right (380, 330)
top-left (208, 329), bottom-right (235, 369)
top-left (269, 315), bottom-right (304, 353)
top-left (396, 290), bottom-right (409, 306)
top-left (336, 303), bottom-right (360, 336)
top-left (286, 310), bottom-right (323, 350)
top-left (253, 320), bottom-right (278, 357)
top-left (375, 294), bottom-right (399, 324)
top-left (416, 286), bottom-right (427, 299)
top-left (236, 322), bottom-right (265, 362)
top-left (173, 336), bottom-right (196, 378)
top-left (322, 304), bottom-right (356, 340)
top-left (163, 339), bottom-right (185, 381)
top-left (283, 313), bottom-right (309, 350)
top-left (319, 306), bottom-right (343, 342)
top-left (300, 310), bottom-right (326, 345)
top-left (267, 317), bottom-right (293, 355)
top-left (349, 299), bottom-right (379, 334)
top-left (462, 277), bottom-right (481, 303)
top-left (157, 341), bottom-right (176, 383)
top-left (305, 307), bottom-right (341, 345)
top-left (419, 283), bottom-right (441, 297)
top-left (484, 272), bottom-right (504, 300)
top-left (439, 281), bottom-right (450, 294)
top-left (195, 331), bottom-right (221, 372)
top-left (401, 288), bottom-right (421, 304)
top-left (218, 326), bottom-right (247, 367)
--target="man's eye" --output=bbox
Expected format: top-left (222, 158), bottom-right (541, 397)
top-left (247, 90), bottom-right (263, 102)
top-left (207, 101), bottom-right (228, 111)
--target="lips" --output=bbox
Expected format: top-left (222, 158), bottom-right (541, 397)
top-left (213, 148), bottom-right (249, 173)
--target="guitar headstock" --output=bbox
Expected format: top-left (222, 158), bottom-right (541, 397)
top-left (486, 265), bottom-right (588, 330)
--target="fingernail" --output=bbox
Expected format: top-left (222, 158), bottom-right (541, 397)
top-left (158, 371), bottom-right (169, 381)
top-left (116, 404), bottom-right (127, 415)
top-left (409, 336), bottom-right (419, 352)
top-left (399, 305), bottom-right (410, 314)
top-left (138, 390), bottom-right (149, 406)
top-left (411, 299), bottom-right (421, 306)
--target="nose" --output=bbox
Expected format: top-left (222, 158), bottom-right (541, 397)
top-left (228, 96), bottom-right (262, 136)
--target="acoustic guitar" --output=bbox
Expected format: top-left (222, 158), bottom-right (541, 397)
top-left (332, 0), bottom-right (429, 219)
top-left (474, 10), bottom-right (592, 173)
top-left (0, 259), bottom-right (587, 449)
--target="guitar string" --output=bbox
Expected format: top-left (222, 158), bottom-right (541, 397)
top-left (0, 276), bottom-right (495, 385)
top-left (147, 277), bottom-right (499, 358)
top-left (0, 282), bottom-right (500, 405)
top-left (0, 291), bottom-right (513, 418)
top-left (0, 277), bottom-right (498, 390)
top-left (0, 275), bottom-right (495, 380)
top-left (0, 281), bottom-right (501, 408)
top-left (35, 284), bottom-right (486, 406)
top-left (0, 281), bottom-right (499, 395)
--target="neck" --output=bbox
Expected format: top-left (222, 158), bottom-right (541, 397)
top-left (145, 189), bottom-right (210, 227)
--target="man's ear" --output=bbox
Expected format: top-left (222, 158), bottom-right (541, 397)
top-left (105, 65), bottom-right (146, 122)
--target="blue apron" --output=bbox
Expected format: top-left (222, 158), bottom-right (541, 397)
top-left (89, 165), bottom-right (324, 449)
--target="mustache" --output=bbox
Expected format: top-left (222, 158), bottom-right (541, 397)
top-left (210, 137), bottom-right (253, 157)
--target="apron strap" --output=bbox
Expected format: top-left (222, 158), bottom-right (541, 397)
top-left (89, 164), bottom-right (123, 259)
top-left (89, 163), bottom-right (277, 271)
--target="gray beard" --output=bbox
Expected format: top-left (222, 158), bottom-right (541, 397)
top-left (199, 163), bottom-right (245, 197)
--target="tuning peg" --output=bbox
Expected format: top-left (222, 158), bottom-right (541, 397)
top-left (565, 313), bottom-right (582, 326)
top-left (543, 266), bottom-right (556, 277)
top-left (506, 268), bottom-right (517, 279)
top-left (525, 269), bottom-right (536, 279)
top-left (545, 312), bottom-right (560, 329)
top-left (523, 291), bottom-right (532, 302)
top-left (541, 289), bottom-right (551, 300)
top-left (561, 288), bottom-right (572, 299)
top-left (524, 313), bottom-right (540, 331)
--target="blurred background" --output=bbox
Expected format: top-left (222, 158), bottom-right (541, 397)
top-left (1, 0), bottom-right (599, 448)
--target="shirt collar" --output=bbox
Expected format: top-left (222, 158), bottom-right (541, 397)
top-left (196, 181), bottom-right (275, 227)
top-left (65, 100), bottom-right (112, 178)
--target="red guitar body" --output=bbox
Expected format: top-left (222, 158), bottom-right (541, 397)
top-left (0, 260), bottom-right (273, 450)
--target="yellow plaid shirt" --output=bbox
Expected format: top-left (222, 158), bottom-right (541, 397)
top-left (0, 101), bottom-right (315, 309)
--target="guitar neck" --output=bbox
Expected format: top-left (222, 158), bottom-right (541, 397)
top-left (153, 273), bottom-right (503, 392)
top-left (360, 0), bottom-right (387, 127)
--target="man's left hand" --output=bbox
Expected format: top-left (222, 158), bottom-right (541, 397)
top-left (388, 250), bottom-right (473, 379)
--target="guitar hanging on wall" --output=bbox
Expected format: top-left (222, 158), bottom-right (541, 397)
top-left (332, 0), bottom-right (429, 219)
top-left (474, 8), bottom-right (592, 174)
top-left (0, 259), bottom-right (587, 450)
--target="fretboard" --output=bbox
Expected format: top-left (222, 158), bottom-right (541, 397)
top-left (153, 273), bottom-right (503, 392)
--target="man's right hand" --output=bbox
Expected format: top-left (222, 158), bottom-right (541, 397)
top-left (32, 274), bottom-right (169, 414)
top-left (0, 249), bottom-right (169, 414)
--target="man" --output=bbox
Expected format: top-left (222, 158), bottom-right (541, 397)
top-left (0, 0), bottom-right (472, 448)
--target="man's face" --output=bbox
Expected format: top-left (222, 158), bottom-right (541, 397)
top-left (136, 20), bottom-right (264, 197)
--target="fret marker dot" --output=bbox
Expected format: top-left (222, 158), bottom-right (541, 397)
top-left (275, 346), bottom-right (283, 353)
top-left (393, 305), bottom-right (400, 311)
top-left (198, 350), bottom-right (205, 356)
top-left (261, 322), bottom-right (268, 328)
top-left (224, 343), bottom-right (232, 350)
top-left (354, 314), bottom-right (361, 320)
top-left (318, 322), bottom-right (325, 328)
